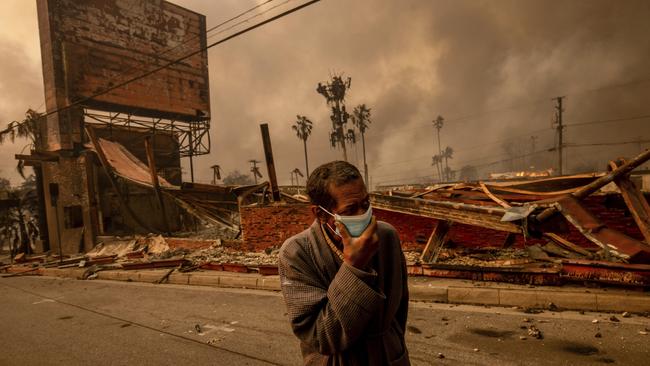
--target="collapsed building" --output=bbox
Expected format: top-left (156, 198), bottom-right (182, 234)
top-left (8, 0), bottom-right (650, 290)
top-left (20, 0), bottom-right (220, 253)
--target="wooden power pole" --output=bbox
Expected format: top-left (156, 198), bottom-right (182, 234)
top-left (554, 96), bottom-right (565, 176)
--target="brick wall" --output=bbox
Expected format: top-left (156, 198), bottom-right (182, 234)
top-left (239, 203), bottom-right (314, 252)
top-left (376, 194), bottom-right (644, 251)
top-left (239, 194), bottom-right (645, 253)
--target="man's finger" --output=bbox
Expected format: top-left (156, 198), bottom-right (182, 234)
top-left (335, 221), bottom-right (351, 241)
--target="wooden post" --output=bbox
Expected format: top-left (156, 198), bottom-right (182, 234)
top-left (145, 136), bottom-right (171, 235)
top-left (260, 123), bottom-right (281, 202)
top-left (420, 220), bottom-right (452, 263)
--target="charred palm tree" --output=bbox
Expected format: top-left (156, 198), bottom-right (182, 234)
top-left (442, 146), bottom-right (454, 181)
top-left (292, 115), bottom-right (313, 177)
top-left (432, 154), bottom-right (443, 182)
top-left (317, 75), bottom-right (352, 161)
top-left (0, 109), bottom-right (43, 178)
top-left (352, 104), bottom-right (372, 185)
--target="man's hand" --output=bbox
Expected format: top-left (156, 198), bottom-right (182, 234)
top-left (336, 217), bottom-right (380, 270)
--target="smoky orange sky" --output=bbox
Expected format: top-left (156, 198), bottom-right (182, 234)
top-left (1, 0), bottom-right (649, 187)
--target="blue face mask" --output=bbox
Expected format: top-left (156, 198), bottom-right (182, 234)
top-left (319, 205), bottom-right (373, 238)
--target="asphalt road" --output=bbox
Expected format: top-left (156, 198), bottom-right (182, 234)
top-left (0, 276), bottom-right (649, 365)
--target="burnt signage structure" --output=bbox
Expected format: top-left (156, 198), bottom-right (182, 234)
top-left (31, 0), bottom-right (211, 254)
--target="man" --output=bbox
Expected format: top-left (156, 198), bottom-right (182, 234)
top-left (279, 161), bottom-right (410, 365)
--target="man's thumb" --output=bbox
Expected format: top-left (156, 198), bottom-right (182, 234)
top-left (335, 221), bottom-right (351, 240)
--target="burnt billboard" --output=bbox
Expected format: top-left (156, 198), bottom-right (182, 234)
top-left (37, 0), bottom-right (210, 150)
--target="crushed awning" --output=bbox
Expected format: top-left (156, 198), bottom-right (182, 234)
top-left (87, 137), bottom-right (177, 189)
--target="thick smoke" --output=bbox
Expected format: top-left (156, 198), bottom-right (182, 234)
top-left (1, 0), bottom-right (649, 187)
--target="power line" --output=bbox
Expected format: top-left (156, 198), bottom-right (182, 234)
top-left (566, 113), bottom-right (650, 128)
top-left (368, 75), bottom-right (650, 141)
top-left (566, 139), bottom-right (650, 148)
top-left (10, 0), bottom-right (320, 124)
top-left (373, 126), bottom-right (553, 169)
top-left (375, 147), bottom-right (554, 184)
top-left (205, 0), bottom-right (295, 42)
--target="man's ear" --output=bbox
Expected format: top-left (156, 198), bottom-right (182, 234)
top-left (311, 205), bottom-right (323, 222)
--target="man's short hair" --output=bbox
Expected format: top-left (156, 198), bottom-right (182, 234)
top-left (307, 161), bottom-right (363, 210)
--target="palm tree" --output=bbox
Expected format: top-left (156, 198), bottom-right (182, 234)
top-left (317, 75), bottom-right (352, 161)
top-left (0, 109), bottom-right (42, 178)
top-left (442, 146), bottom-right (454, 181)
top-left (292, 115), bottom-right (313, 176)
top-left (432, 154), bottom-right (443, 182)
top-left (352, 104), bottom-right (372, 185)
top-left (433, 115), bottom-right (444, 159)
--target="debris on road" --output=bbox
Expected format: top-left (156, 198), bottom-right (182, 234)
top-left (527, 325), bottom-right (543, 339)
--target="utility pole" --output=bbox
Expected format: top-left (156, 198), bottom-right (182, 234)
top-left (530, 135), bottom-right (538, 169)
top-left (249, 159), bottom-right (262, 185)
top-left (210, 164), bottom-right (221, 185)
top-left (553, 96), bottom-right (565, 176)
top-left (433, 116), bottom-right (444, 181)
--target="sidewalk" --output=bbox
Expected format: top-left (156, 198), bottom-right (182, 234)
top-left (8, 266), bottom-right (649, 313)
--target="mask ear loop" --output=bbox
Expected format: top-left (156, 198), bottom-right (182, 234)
top-left (318, 206), bottom-right (342, 238)
top-left (318, 205), bottom-right (335, 217)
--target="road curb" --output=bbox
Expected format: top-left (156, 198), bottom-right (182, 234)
top-left (31, 267), bottom-right (650, 313)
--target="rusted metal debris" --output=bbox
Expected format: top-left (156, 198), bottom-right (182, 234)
top-left (407, 263), bottom-right (563, 286)
top-left (1, 267), bottom-right (41, 278)
top-left (121, 259), bottom-right (189, 270)
top-left (377, 149), bottom-right (650, 264)
top-left (554, 195), bottom-right (650, 263)
top-left (560, 259), bottom-right (650, 287)
top-left (379, 149), bottom-right (650, 286)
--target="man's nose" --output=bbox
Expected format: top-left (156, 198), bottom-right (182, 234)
top-left (352, 207), bottom-right (366, 216)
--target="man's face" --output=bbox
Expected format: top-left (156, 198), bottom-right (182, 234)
top-left (320, 178), bottom-right (370, 228)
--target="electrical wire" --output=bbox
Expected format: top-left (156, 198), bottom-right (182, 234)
top-left (6, 0), bottom-right (319, 126)
top-left (565, 114), bottom-right (650, 128)
top-left (374, 147), bottom-right (554, 184)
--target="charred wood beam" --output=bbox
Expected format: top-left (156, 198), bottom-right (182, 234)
top-left (544, 232), bottom-right (593, 258)
top-left (609, 160), bottom-right (650, 243)
top-left (370, 193), bottom-right (521, 233)
top-left (536, 148), bottom-right (650, 222)
top-left (420, 220), bottom-right (452, 264)
top-left (479, 182), bottom-right (511, 208)
top-left (15, 153), bottom-right (59, 163)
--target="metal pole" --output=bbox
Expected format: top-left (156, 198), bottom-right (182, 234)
top-left (260, 123), bottom-right (281, 201)
top-left (54, 207), bottom-right (62, 264)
